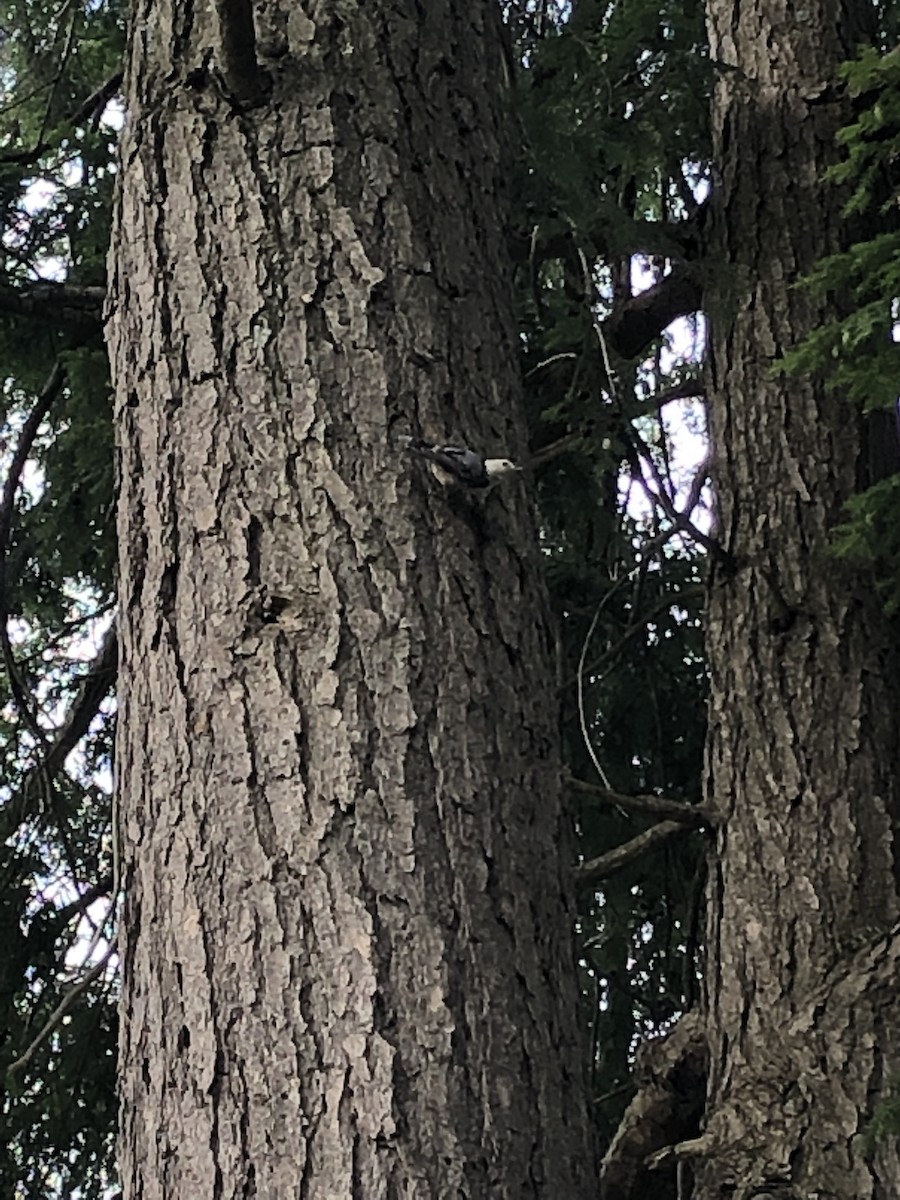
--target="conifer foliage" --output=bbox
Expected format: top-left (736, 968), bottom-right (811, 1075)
top-left (0, 1), bottom-right (123, 1194)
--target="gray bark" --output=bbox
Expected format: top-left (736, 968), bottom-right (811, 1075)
top-left (107, 2), bottom-right (594, 1197)
top-left (697, 1), bottom-right (900, 1195)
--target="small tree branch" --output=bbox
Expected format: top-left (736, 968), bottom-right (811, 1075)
top-left (639, 376), bottom-right (705, 410)
top-left (35, 4), bottom-right (79, 154)
top-left (0, 621), bottom-right (117, 843)
top-left (575, 821), bottom-right (692, 887)
top-left (0, 72), bottom-right (124, 167)
top-left (0, 364), bottom-right (64, 553)
top-left (32, 876), bottom-right (114, 937)
top-left (6, 941), bottom-right (116, 1078)
top-left (0, 283), bottom-right (105, 333)
top-left (625, 429), bottom-right (725, 562)
top-left (40, 621), bottom-right (117, 775)
top-left (511, 200), bottom-right (710, 276)
top-left (71, 70), bottom-right (124, 127)
top-left (530, 430), bottom-right (592, 469)
top-left (568, 776), bottom-right (717, 828)
top-left (0, 362), bottom-right (66, 744)
top-left (560, 585), bottom-right (704, 692)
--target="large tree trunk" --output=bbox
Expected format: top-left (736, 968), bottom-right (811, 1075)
top-left (698, 1), bottom-right (900, 1195)
top-left (107, 3), bottom-right (594, 1196)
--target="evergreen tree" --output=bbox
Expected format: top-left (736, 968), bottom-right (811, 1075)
top-left (602, 2), bottom-right (900, 1196)
top-left (694, 1), bottom-right (900, 1192)
top-left (0, 2), bottom-right (123, 1194)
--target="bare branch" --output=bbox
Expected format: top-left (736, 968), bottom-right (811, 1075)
top-left (19, 599), bottom-right (114, 660)
top-left (530, 430), bottom-right (589, 469)
top-left (35, 4), bottom-right (79, 154)
top-left (576, 575), bottom-right (633, 791)
top-left (575, 821), bottom-right (692, 887)
top-left (6, 940), bottom-right (116, 1078)
top-left (626, 428), bottom-right (724, 561)
top-left (523, 351), bottom-right (578, 381)
top-left (32, 875), bottom-right (114, 936)
top-left (640, 376), bottom-right (705, 410)
top-left (562, 584), bottom-right (704, 692)
top-left (0, 283), bottom-right (104, 333)
top-left (511, 201), bottom-right (709, 278)
top-left (568, 776), bottom-right (717, 828)
top-left (0, 622), bottom-right (117, 842)
top-left (70, 70), bottom-right (124, 128)
top-left (0, 361), bottom-right (66, 743)
top-left (0, 63), bottom-right (122, 167)
top-left (40, 621), bottom-right (117, 775)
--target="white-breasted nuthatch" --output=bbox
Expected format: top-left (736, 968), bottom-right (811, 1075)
top-left (402, 437), bottom-right (521, 489)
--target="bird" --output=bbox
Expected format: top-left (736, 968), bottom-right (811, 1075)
top-left (402, 436), bottom-right (522, 489)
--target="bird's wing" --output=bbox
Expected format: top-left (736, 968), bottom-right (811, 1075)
top-left (402, 438), bottom-right (490, 486)
top-left (429, 445), bottom-right (488, 486)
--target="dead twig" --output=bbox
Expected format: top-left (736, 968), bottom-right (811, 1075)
top-left (576, 822), bottom-right (691, 887)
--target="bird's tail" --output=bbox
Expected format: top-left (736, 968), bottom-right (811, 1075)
top-left (399, 435), bottom-right (437, 458)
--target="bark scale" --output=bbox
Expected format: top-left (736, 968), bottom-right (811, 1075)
top-left (107, 2), bottom-right (594, 1196)
top-left (698, 1), bottom-right (900, 1196)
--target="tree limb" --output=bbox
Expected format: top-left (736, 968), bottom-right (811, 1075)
top-left (638, 376), bottom-right (705, 410)
top-left (0, 621), bottom-right (117, 842)
top-left (511, 200), bottom-right (709, 275)
top-left (625, 429), bottom-right (725, 562)
top-left (6, 941), bottom-right (116, 1078)
top-left (529, 429), bottom-right (587, 469)
top-left (606, 266), bottom-right (703, 361)
top-left (0, 283), bottom-right (105, 333)
top-left (39, 620), bottom-right (117, 775)
top-left (71, 70), bottom-right (124, 128)
top-left (568, 776), bottom-right (717, 828)
top-left (575, 821), bottom-right (693, 887)
top-left (599, 1011), bottom-right (708, 1200)
top-left (0, 361), bottom-right (66, 745)
top-left (0, 71), bottom-right (124, 167)
top-left (31, 875), bottom-right (114, 939)
top-left (560, 585), bottom-right (704, 692)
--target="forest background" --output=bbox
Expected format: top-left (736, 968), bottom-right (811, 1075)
top-left (0, 0), bottom-right (899, 1196)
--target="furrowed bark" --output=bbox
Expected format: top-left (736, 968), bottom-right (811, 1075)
top-left (695, 2), bottom-right (900, 1196)
top-left (108, 2), bottom-right (594, 1196)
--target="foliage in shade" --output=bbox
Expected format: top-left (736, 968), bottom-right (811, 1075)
top-left (0, 0), bottom-right (122, 1194)
top-left (507, 0), bottom-right (711, 1145)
